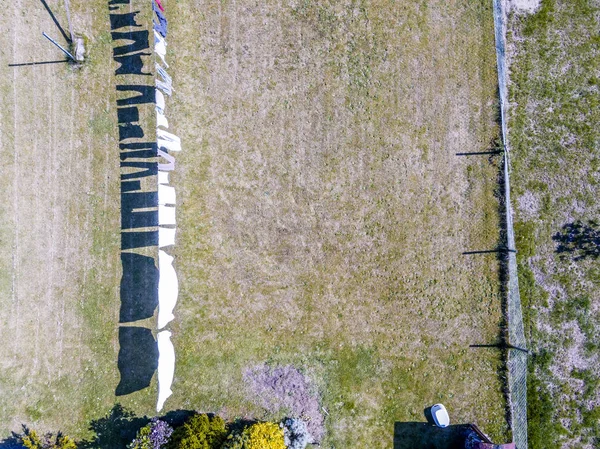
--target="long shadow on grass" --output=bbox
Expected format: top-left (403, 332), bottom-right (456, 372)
top-left (0, 407), bottom-right (198, 449)
top-left (79, 404), bottom-right (149, 449)
top-left (0, 434), bottom-right (23, 449)
top-left (116, 326), bottom-right (158, 396)
top-left (393, 422), bottom-right (469, 449)
top-left (79, 404), bottom-right (197, 449)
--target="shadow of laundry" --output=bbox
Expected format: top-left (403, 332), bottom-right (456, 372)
top-left (116, 326), bottom-right (158, 396)
top-left (119, 252), bottom-right (158, 323)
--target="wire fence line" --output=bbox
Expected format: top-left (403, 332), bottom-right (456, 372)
top-left (492, 1), bottom-right (528, 448)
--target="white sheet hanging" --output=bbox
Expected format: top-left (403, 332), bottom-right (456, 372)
top-left (157, 129), bottom-right (182, 152)
top-left (158, 250), bottom-right (179, 329)
top-left (157, 109), bottom-right (169, 129)
top-left (156, 63), bottom-right (172, 85)
top-left (156, 79), bottom-right (172, 96)
top-left (154, 30), bottom-right (168, 67)
top-left (158, 171), bottom-right (169, 185)
top-left (159, 204), bottom-right (176, 226)
top-left (156, 330), bottom-right (175, 412)
top-left (159, 227), bottom-right (176, 248)
top-left (157, 129), bottom-right (180, 143)
top-left (158, 184), bottom-right (176, 205)
top-left (155, 89), bottom-right (165, 114)
top-left (158, 138), bottom-right (181, 153)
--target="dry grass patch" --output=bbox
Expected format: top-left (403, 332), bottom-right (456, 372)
top-left (166, 1), bottom-right (508, 447)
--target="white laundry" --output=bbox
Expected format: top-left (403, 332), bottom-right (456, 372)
top-left (159, 227), bottom-right (176, 248)
top-left (158, 149), bottom-right (175, 171)
top-left (158, 250), bottom-right (179, 329)
top-left (157, 109), bottom-right (169, 129)
top-left (156, 63), bottom-right (172, 85)
top-left (158, 184), bottom-right (176, 205)
top-left (156, 330), bottom-right (175, 412)
top-left (154, 30), bottom-right (168, 67)
top-left (158, 171), bottom-right (169, 185)
top-left (158, 138), bottom-right (181, 153)
top-left (156, 79), bottom-right (172, 96)
top-left (159, 204), bottom-right (176, 226)
top-left (155, 89), bottom-right (165, 114)
top-left (157, 128), bottom-right (180, 144)
top-left (157, 129), bottom-right (182, 152)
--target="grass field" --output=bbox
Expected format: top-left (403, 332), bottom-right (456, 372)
top-left (508, 1), bottom-right (600, 448)
top-left (1, 1), bottom-right (510, 447)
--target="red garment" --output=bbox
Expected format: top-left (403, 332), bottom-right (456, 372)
top-left (154, 0), bottom-right (165, 12)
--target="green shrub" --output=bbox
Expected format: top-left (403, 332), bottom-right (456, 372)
top-left (20, 429), bottom-right (76, 449)
top-left (167, 414), bottom-right (227, 449)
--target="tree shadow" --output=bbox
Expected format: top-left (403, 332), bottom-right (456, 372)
top-left (393, 422), bottom-right (470, 449)
top-left (160, 409), bottom-right (198, 428)
top-left (0, 431), bottom-right (23, 449)
top-left (1, 407), bottom-right (200, 449)
top-left (79, 404), bottom-right (149, 449)
top-left (553, 220), bottom-right (600, 261)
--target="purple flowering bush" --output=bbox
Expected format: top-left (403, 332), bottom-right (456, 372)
top-left (128, 418), bottom-right (173, 449)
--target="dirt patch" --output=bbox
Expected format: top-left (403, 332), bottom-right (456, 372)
top-left (509, 0), bottom-right (541, 13)
top-left (517, 190), bottom-right (540, 220)
top-left (243, 365), bottom-right (324, 443)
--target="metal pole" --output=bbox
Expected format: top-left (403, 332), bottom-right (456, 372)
top-left (42, 32), bottom-right (75, 61)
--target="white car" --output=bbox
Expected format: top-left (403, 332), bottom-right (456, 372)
top-left (431, 403), bottom-right (450, 428)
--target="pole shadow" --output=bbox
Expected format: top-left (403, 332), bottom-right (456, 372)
top-left (394, 422), bottom-right (469, 449)
top-left (38, 0), bottom-right (71, 43)
top-left (8, 59), bottom-right (70, 67)
top-left (455, 150), bottom-right (503, 156)
top-left (462, 247), bottom-right (516, 255)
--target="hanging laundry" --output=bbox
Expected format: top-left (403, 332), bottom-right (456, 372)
top-left (154, 0), bottom-right (165, 13)
top-left (155, 63), bottom-right (173, 96)
top-left (158, 250), bottom-right (178, 329)
top-left (157, 108), bottom-right (169, 128)
top-left (153, 4), bottom-right (168, 38)
top-left (159, 227), bottom-right (176, 248)
top-left (156, 330), bottom-right (175, 412)
top-left (158, 138), bottom-right (181, 153)
top-left (156, 63), bottom-right (172, 85)
top-left (159, 204), bottom-right (176, 226)
top-left (154, 30), bottom-right (168, 67)
top-left (158, 184), bottom-right (176, 205)
top-left (156, 78), bottom-right (172, 96)
top-left (157, 129), bottom-right (181, 151)
top-left (157, 128), bottom-right (180, 143)
top-left (158, 171), bottom-right (170, 185)
top-left (156, 89), bottom-right (166, 114)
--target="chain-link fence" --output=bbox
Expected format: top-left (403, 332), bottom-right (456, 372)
top-left (492, 1), bottom-right (528, 448)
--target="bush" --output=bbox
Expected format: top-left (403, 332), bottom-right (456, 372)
top-left (20, 429), bottom-right (76, 449)
top-left (167, 414), bottom-right (227, 449)
top-left (222, 422), bottom-right (285, 449)
top-left (282, 418), bottom-right (311, 449)
top-left (129, 418), bottom-right (173, 449)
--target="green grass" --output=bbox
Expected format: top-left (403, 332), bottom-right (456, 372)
top-left (0, 1), bottom-right (513, 447)
top-left (166, 0), bottom-right (509, 447)
top-left (508, 1), bottom-right (600, 448)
